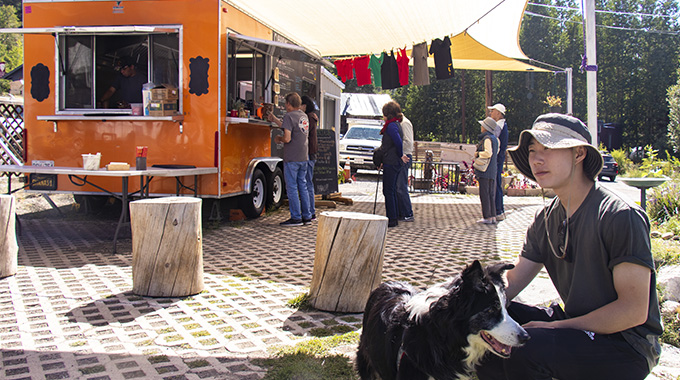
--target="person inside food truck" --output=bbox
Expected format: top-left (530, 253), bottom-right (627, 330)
top-left (99, 56), bottom-right (147, 108)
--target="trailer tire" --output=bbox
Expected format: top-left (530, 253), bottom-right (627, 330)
top-left (266, 167), bottom-right (284, 209)
top-left (241, 168), bottom-right (266, 219)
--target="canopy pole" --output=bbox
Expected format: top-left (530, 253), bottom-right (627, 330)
top-left (584, 0), bottom-right (598, 143)
top-left (461, 70), bottom-right (467, 142)
top-left (566, 68), bottom-right (573, 115)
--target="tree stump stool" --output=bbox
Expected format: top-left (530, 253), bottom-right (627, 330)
top-left (0, 195), bottom-right (18, 279)
top-left (130, 197), bottom-right (204, 297)
top-left (309, 211), bottom-right (388, 312)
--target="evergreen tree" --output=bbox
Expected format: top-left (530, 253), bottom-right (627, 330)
top-left (0, 4), bottom-right (22, 94)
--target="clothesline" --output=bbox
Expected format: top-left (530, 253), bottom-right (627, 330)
top-left (332, 36), bottom-right (457, 89)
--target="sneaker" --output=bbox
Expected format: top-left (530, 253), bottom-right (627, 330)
top-left (399, 216), bottom-right (415, 222)
top-left (311, 214), bottom-right (317, 221)
top-left (496, 213), bottom-right (506, 221)
top-left (477, 218), bottom-right (496, 225)
top-left (388, 220), bottom-right (398, 228)
top-left (280, 218), bottom-right (303, 226)
top-left (302, 218), bottom-right (312, 225)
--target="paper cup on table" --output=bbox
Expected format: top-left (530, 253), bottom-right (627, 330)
top-left (82, 153), bottom-right (101, 170)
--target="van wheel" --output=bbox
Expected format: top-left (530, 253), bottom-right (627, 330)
top-left (241, 169), bottom-right (266, 218)
top-left (267, 167), bottom-right (284, 209)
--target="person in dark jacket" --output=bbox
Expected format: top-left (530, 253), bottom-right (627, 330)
top-left (379, 101), bottom-right (409, 227)
top-left (301, 95), bottom-right (318, 220)
top-left (488, 103), bottom-right (508, 221)
top-left (475, 117), bottom-right (499, 224)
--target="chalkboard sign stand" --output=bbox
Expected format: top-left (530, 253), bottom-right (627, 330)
top-left (312, 129), bottom-right (339, 196)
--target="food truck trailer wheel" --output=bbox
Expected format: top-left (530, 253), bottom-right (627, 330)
top-left (241, 168), bottom-right (266, 218)
top-left (267, 167), bottom-right (284, 209)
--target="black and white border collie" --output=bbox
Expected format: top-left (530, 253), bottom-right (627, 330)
top-left (356, 260), bottom-right (529, 380)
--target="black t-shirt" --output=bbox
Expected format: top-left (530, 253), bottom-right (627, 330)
top-left (112, 72), bottom-right (147, 104)
top-left (429, 36), bottom-right (453, 80)
top-left (523, 183), bottom-right (662, 370)
top-left (380, 50), bottom-right (400, 90)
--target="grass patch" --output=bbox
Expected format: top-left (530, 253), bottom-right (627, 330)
top-left (652, 238), bottom-right (680, 268)
top-left (256, 352), bottom-right (357, 380)
top-left (164, 335), bottom-right (183, 342)
top-left (148, 355), bottom-right (170, 364)
top-left (309, 328), bottom-right (333, 337)
top-left (287, 293), bottom-right (313, 310)
top-left (79, 365), bottom-right (106, 374)
top-left (661, 303), bottom-right (680, 347)
top-left (186, 359), bottom-right (210, 368)
top-left (256, 332), bottom-right (360, 380)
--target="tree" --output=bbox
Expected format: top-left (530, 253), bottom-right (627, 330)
top-left (0, 0), bottom-right (21, 22)
top-left (0, 4), bottom-right (22, 94)
top-left (667, 68), bottom-right (680, 153)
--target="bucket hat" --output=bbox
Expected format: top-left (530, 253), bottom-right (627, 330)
top-left (478, 117), bottom-right (497, 134)
top-left (508, 113), bottom-right (603, 181)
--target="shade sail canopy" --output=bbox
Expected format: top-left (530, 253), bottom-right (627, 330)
top-left (226, 0), bottom-right (550, 72)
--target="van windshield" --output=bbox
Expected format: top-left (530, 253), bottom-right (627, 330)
top-left (344, 127), bottom-right (382, 141)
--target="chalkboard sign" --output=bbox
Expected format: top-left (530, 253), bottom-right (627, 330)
top-left (313, 129), bottom-right (338, 195)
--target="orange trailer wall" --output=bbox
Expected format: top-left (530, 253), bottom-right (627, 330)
top-left (21, 0), bottom-right (277, 197)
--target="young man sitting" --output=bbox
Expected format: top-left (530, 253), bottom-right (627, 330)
top-left (476, 113), bottom-right (662, 380)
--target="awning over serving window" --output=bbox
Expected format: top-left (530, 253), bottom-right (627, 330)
top-left (228, 33), bottom-right (330, 67)
top-left (226, 0), bottom-right (549, 72)
top-left (0, 25), bottom-right (180, 35)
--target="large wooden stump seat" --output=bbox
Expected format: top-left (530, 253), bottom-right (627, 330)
top-left (0, 195), bottom-right (18, 279)
top-left (309, 211), bottom-right (388, 312)
top-left (130, 197), bottom-right (204, 297)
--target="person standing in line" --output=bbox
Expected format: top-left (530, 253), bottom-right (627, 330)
top-left (475, 117), bottom-right (499, 224)
top-left (476, 114), bottom-right (661, 380)
top-left (396, 113), bottom-right (414, 222)
top-left (378, 101), bottom-right (409, 227)
top-left (268, 93), bottom-right (312, 226)
top-left (301, 95), bottom-right (318, 220)
top-left (488, 103), bottom-right (508, 221)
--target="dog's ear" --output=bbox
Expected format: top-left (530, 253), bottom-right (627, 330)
top-left (486, 262), bottom-right (514, 275)
top-left (485, 262), bottom-right (515, 288)
top-left (462, 260), bottom-right (486, 291)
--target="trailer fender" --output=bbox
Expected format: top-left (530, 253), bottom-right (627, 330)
top-left (243, 157), bottom-right (282, 194)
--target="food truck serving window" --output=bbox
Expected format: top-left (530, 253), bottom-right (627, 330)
top-left (227, 33), bottom-right (326, 117)
top-left (55, 26), bottom-right (180, 113)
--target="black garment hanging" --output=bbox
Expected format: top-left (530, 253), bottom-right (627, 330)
top-left (429, 36), bottom-right (454, 80)
top-left (381, 50), bottom-right (400, 89)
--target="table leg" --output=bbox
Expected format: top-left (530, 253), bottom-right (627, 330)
top-left (641, 188), bottom-right (647, 211)
top-left (113, 177), bottom-right (129, 254)
top-left (194, 175), bottom-right (198, 197)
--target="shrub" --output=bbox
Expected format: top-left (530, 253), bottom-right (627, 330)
top-left (610, 148), bottom-right (633, 175)
top-left (648, 179), bottom-right (680, 224)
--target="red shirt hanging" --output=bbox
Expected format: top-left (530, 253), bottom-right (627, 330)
top-left (396, 48), bottom-right (410, 86)
top-left (353, 55), bottom-right (372, 86)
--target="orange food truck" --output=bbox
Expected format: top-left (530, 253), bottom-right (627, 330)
top-left (3, 0), bottom-right (342, 220)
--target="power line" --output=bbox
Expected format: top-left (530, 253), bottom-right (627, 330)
top-left (527, 2), bottom-right (679, 19)
top-left (524, 11), bottom-right (680, 36)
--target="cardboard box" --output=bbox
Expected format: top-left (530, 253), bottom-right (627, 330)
top-left (149, 100), bottom-right (178, 116)
top-left (150, 85), bottom-right (179, 101)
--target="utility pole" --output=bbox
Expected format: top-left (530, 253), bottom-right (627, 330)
top-left (584, 0), bottom-right (598, 144)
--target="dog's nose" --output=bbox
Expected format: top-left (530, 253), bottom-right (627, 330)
top-left (518, 329), bottom-right (530, 344)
